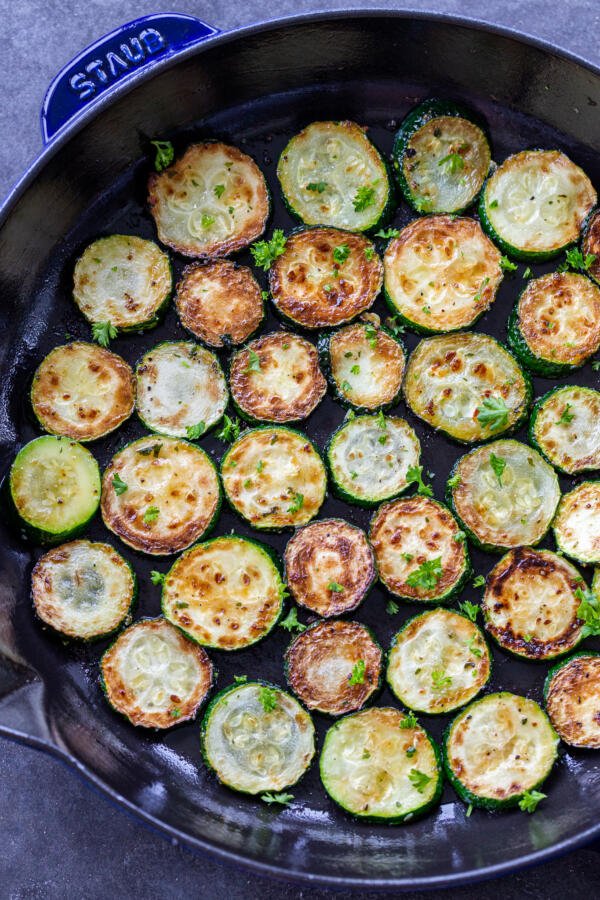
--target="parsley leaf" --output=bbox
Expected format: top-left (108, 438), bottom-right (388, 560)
top-left (364, 324), bottom-right (378, 348)
top-left (438, 153), bottom-right (465, 175)
top-left (150, 140), bottom-right (174, 171)
top-left (592, 361), bottom-right (600, 372)
top-left (348, 659), bottom-right (366, 685)
top-left (350, 364), bottom-right (360, 375)
top-left (250, 229), bottom-right (287, 270)
top-left (432, 669), bottom-right (452, 691)
top-left (328, 581), bottom-right (344, 592)
top-left (406, 464), bottom-right (433, 497)
top-left (287, 492), bottom-right (304, 514)
top-left (279, 607), bottom-right (306, 633)
top-left (408, 769), bottom-right (432, 793)
top-left (170, 708), bottom-right (181, 719)
top-left (386, 599), bottom-right (400, 615)
top-left (150, 570), bottom-right (165, 586)
top-left (258, 686), bottom-right (278, 712)
top-left (472, 575), bottom-right (485, 589)
top-left (385, 315), bottom-right (405, 336)
top-left (565, 247), bottom-right (596, 272)
top-left (233, 675), bottom-right (248, 684)
top-left (375, 227), bottom-right (400, 239)
top-left (306, 181), bottom-right (328, 193)
top-left (186, 421), bottom-right (206, 440)
top-left (364, 246), bottom-right (375, 261)
top-left (468, 636), bottom-right (483, 658)
top-left (341, 380), bottom-right (352, 393)
top-left (447, 472), bottom-right (461, 490)
top-left (143, 506), bottom-right (160, 524)
top-left (459, 601), bottom-right (480, 622)
top-left (333, 244), bottom-right (351, 266)
top-left (522, 267), bottom-right (532, 279)
top-left (261, 791), bottom-right (294, 807)
top-left (112, 472), bottom-right (128, 495)
top-left (91, 321), bottom-right (117, 348)
top-left (376, 410), bottom-right (386, 430)
top-left (400, 711), bottom-right (418, 729)
top-left (518, 789), bottom-right (546, 814)
top-left (218, 414), bottom-right (241, 443)
top-left (576, 587), bottom-right (600, 638)
top-left (499, 255), bottom-right (518, 272)
top-left (245, 348), bottom-right (261, 373)
top-left (353, 184), bottom-right (377, 212)
top-left (406, 557), bottom-right (443, 591)
top-left (214, 184), bottom-right (225, 198)
top-left (201, 214), bottom-right (215, 229)
top-left (489, 452), bottom-right (506, 486)
top-left (477, 396), bottom-right (509, 431)
top-left (558, 403), bottom-right (575, 425)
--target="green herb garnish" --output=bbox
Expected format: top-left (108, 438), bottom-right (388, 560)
top-left (150, 140), bottom-right (174, 171)
top-left (91, 321), bottom-right (117, 348)
top-left (406, 464), bottom-right (433, 497)
top-left (279, 608), bottom-right (306, 633)
top-left (518, 789), bottom-right (546, 814)
top-left (406, 557), bottom-right (443, 591)
top-left (250, 229), bottom-right (287, 270)
top-left (489, 452), bottom-right (506, 486)
top-left (112, 472), bottom-right (128, 495)
top-left (348, 659), bottom-right (366, 685)
top-left (477, 396), bottom-right (509, 431)
top-left (186, 422), bottom-right (206, 440)
top-left (258, 686), bottom-right (278, 712)
top-left (143, 506), bottom-right (160, 524)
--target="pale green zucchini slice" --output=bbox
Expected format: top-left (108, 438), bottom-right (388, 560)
top-left (284, 620), bottom-right (383, 716)
top-left (135, 341), bottom-right (228, 438)
top-left (369, 495), bottom-right (470, 603)
top-left (544, 653), bottom-right (600, 749)
top-left (320, 707), bottom-right (442, 822)
top-left (221, 426), bottom-right (326, 530)
top-left (508, 272), bottom-right (600, 375)
top-left (9, 436), bottom-right (100, 544)
top-left (31, 540), bottom-right (136, 640)
top-left (320, 318), bottom-right (406, 410)
top-left (448, 439), bottom-right (560, 552)
top-left (553, 481), bottom-right (600, 565)
top-left (201, 681), bottom-right (315, 795)
top-left (101, 435), bottom-right (220, 555)
top-left (327, 415), bottom-right (421, 507)
top-left (73, 235), bottom-right (172, 330)
top-left (387, 609), bottom-right (491, 714)
top-left (147, 142), bottom-right (269, 257)
top-left (229, 332), bottom-right (326, 423)
top-left (482, 547), bottom-right (584, 660)
top-left (31, 342), bottom-right (135, 442)
top-left (403, 332), bottom-right (530, 443)
top-left (174, 259), bottom-right (264, 347)
top-left (479, 150), bottom-right (596, 260)
top-left (268, 228), bottom-right (382, 329)
top-left (383, 216), bottom-right (502, 333)
top-left (529, 386), bottom-right (600, 474)
top-left (283, 518), bottom-right (375, 617)
top-left (277, 120), bottom-right (392, 231)
top-left (162, 535), bottom-right (284, 650)
top-left (101, 617), bottom-right (213, 728)
top-left (444, 693), bottom-right (559, 810)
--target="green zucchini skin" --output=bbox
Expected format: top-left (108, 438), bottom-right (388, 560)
top-left (478, 181), bottom-right (556, 264)
top-left (392, 99), bottom-right (491, 215)
top-left (443, 693), bottom-right (559, 811)
top-left (528, 386), bottom-right (600, 475)
top-left (317, 323), bottom-right (406, 412)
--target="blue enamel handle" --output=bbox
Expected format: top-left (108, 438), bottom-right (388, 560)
top-left (41, 13), bottom-right (219, 143)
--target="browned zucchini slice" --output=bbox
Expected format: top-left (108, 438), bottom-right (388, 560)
top-left (148, 142), bottom-right (269, 257)
top-left (544, 653), bottom-right (600, 748)
top-left (582, 207), bottom-right (600, 285)
top-left (284, 620), bottom-right (382, 715)
top-left (482, 548), bottom-right (584, 660)
top-left (553, 481), bottom-right (600, 565)
top-left (101, 618), bottom-right (213, 728)
top-left (529, 386), bottom-right (600, 475)
top-left (229, 332), bottom-right (326, 423)
top-left (384, 216), bottom-right (502, 333)
top-left (101, 435), bottom-right (220, 555)
top-left (370, 496), bottom-right (470, 603)
top-left (269, 228), bottom-right (382, 328)
top-left (284, 518), bottom-right (375, 616)
top-left (174, 259), bottom-right (264, 347)
top-left (31, 342), bottom-right (135, 441)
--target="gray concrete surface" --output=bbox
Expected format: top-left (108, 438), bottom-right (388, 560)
top-left (1, 2), bottom-right (600, 898)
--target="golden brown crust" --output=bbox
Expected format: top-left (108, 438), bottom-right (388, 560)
top-left (329, 322), bottom-right (405, 408)
top-left (269, 228), bottom-right (382, 328)
top-left (229, 332), bottom-right (326, 423)
top-left (285, 620), bottom-right (381, 715)
top-left (545, 655), bottom-right (600, 748)
top-left (583, 209), bottom-right (600, 284)
top-left (174, 260), bottom-right (263, 347)
top-left (31, 343), bottom-right (135, 441)
top-left (284, 519), bottom-right (375, 615)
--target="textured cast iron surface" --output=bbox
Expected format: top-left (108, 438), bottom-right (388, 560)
top-left (0, 13), bottom-right (599, 890)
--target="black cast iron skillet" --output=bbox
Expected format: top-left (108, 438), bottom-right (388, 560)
top-left (1, 10), bottom-right (599, 890)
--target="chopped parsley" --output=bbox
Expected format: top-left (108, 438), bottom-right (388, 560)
top-left (477, 396), bottom-right (509, 431)
top-left (431, 669), bottom-right (452, 691)
top-left (143, 506), bottom-right (160, 524)
top-left (214, 184), bottom-right (225, 198)
top-left (472, 575), bottom-right (485, 589)
top-left (233, 675), bottom-right (248, 684)
top-left (406, 557), bottom-right (443, 591)
top-left (468, 636), bottom-right (483, 658)
top-left (245, 348), bottom-right (261, 373)
top-left (333, 244), bottom-right (351, 265)
top-left (459, 601), bottom-right (480, 622)
top-left (376, 410), bottom-right (386, 430)
top-left (489, 452), bottom-right (506, 486)
top-left (91, 320), bottom-right (117, 348)
top-left (565, 247), bottom-right (596, 272)
top-left (353, 183), bottom-right (377, 212)
top-left (341, 380), bottom-right (352, 393)
top-left (112, 472), bottom-right (128, 495)
top-left (518, 789), bottom-right (546, 814)
top-left (150, 570), bottom-right (166, 586)
top-left (576, 587), bottom-right (600, 638)
top-left (250, 229), bottom-right (287, 270)
top-left (186, 421), bottom-right (206, 440)
top-left (406, 464), bottom-right (433, 497)
top-left (150, 139), bottom-right (174, 171)
top-left (375, 227), bottom-right (400, 239)
top-left (447, 472), bottom-right (461, 490)
top-left (201, 214), bottom-right (215, 229)
top-left (279, 607), bottom-right (306, 633)
top-left (218, 414), bottom-right (241, 443)
top-left (499, 255), bottom-right (518, 272)
top-left (261, 792), bottom-right (294, 807)
top-left (408, 769), bottom-right (432, 793)
top-left (364, 323), bottom-right (378, 347)
top-left (364, 246), bottom-right (376, 261)
top-left (348, 659), bottom-right (366, 685)
top-left (557, 403), bottom-right (575, 425)
top-left (306, 181), bottom-right (328, 193)
top-left (438, 152), bottom-right (465, 174)
top-left (287, 492), bottom-right (304, 514)
top-left (350, 364), bottom-right (360, 375)
top-left (328, 581), bottom-right (344, 592)
top-left (400, 711), bottom-right (418, 729)
top-left (258, 686), bottom-right (278, 712)
top-left (386, 599), bottom-right (400, 615)
top-left (522, 266), bottom-right (532, 279)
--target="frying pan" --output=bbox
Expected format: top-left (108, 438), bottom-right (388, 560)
top-left (1, 9), bottom-right (599, 890)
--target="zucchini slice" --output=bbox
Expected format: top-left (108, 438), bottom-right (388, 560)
top-left (507, 272), bottom-right (600, 375)
top-left (544, 652), bottom-right (600, 749)
top-left (31, 540), bottom-right (136, 640)
top-left (221, 426), bottom-right (326, 530)
top-left (101, 435), bottom-right (220, 555)
top-left (369, 496), bottom-right (470, 603)
top-left (404, 333), bottom-right (530, 443)
top-left (268, 228), bottom-right (382, 329)
top-left (284, 620), bottom-right (383, 716)
top-left (383, 216), bottom-right (502, 333)
top-left (529, 386), bottom-right (600, 475)
top-left (553, 481), bottom-right (600, 565)
top-left (327, 415), bottom-right (420, 507)
top-left (201, 681), bottom-right (315, 795)
top-left (31, 342), bottom-right (135, 442)
top-left (320, 319), bottom-right (406, 410)
top-left (448, 439), bottom-right (560, 552)
top-left (479, 150), bottom-right (596, 261)
top-left (320, 707), bottom-right (443, 823)
top-left (135, 341), bottom-right (228, 438)
top-left (283, 518), bottom-right (375, 617)
top-left (582, 207), bottom-right (600, 286)
top-left (147, 142), bottom-right (269, 258)
top-left (444, 693), bottom-right (558, 810)
top-left (387, 609), bottom-right (491, 714)
top-left (392, 99), bottom-right (491, 215)
top-left (276, 120), bottom-right (392, 232)
top-left (162, 535), bottom-right (284, 650)
top-left (174, 259), bottom-right (264, 347)
top-left (101, 617), bottom-right (213, 728)
top-left (482, 547), bottom-right (584, 660)
top-left (73, 235), bottom-right (171, 330)
top-left (229, 332), bottom-right (326, 424)
top-left (9, 436), bottom-right (100, 544)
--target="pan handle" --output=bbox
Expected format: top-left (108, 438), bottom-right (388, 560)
top-left (40, 13), bottom-right (220, 144)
